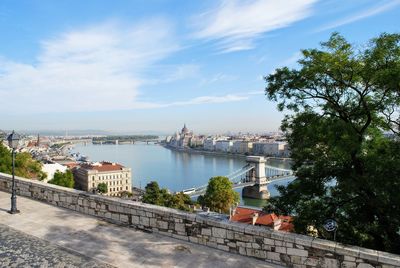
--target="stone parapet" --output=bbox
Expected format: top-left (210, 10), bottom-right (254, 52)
top-left (0, 173), bottom-right (399, 268)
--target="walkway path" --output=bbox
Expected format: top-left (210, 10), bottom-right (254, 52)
top-left (0, 191), bottom-right (284, 268)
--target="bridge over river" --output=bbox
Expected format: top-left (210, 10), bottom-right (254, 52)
top-left (184, 156), bottom-right (294, 199)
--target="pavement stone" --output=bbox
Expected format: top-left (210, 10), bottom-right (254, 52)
top-left (0, 223), bottom-right (113, 268)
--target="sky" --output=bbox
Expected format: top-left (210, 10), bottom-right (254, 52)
top-left (0, 0), bottom-right (399, 134)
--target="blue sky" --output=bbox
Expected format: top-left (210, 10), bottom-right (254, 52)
top-left (0, 0), bottom-right (399, 134)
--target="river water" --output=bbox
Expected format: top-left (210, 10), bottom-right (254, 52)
top-left (72, 143), bottom-right (293, 208)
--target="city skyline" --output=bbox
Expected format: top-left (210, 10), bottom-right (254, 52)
top-left (1, 0), bottom-right (399, 133)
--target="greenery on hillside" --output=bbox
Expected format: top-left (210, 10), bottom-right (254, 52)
top-left (48, 170), bottom-right (74, 188)
top-left (198, 176), bottom-right (239, 214)
top-left (0, 143), bottom-right (47, 180)
top-left (142, 181), bottom-right (193, 211)
top-left (264, 32), bottom-right (400, 253)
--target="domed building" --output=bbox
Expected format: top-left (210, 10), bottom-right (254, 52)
top-left (167, 124), bottom-right (203, 149)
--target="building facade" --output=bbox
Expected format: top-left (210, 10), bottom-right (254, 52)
top-left (73, 161), bottom-right (132, 196)
top-left (231, 140), bottom-right (253, 154)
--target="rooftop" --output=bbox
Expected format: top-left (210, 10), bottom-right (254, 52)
top-left (81, 161), bottom-right (126, 172)
top-left (230, 207), bottom-right (294, 232)
top-left (0, 191), bottom-right (281, 268)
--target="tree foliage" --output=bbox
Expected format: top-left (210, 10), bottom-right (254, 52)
top-left (0, 143), bottom-right (47, 180)
top-left (97, 182), bottom-right (108, 194)
top-left (265, 32), bottom-right (400, 253)
top-left (142, 181), bottom-right (193, 211)
top-left (48, 170), bottom-right (75, 188)
top-left (199, 176), bottom-right (239, 214)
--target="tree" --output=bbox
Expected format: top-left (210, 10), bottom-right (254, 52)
top-left (142, 181), bottom-right (164, 205)
top-left (48, 170), bottom-right (74, 188)
top-left (200, 176), bottom-right (239, 214)
top-left (142, 181), bottom-right (193, 211)
top-left (97, 182), bottom-right (108, 194)
top-left (0, 143), bottom-right (47, 180)
top-left (264, 33), bottom-right (400, 253)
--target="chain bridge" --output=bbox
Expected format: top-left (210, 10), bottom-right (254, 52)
top-left (185, 156), bottom-right (294, 199)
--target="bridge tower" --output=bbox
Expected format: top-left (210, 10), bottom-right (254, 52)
top-left (242, 156), bottom-right (270, 199)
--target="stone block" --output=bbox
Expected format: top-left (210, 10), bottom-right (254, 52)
top-left (291, 255), bottom-right (303, 265)
top-left (234, 232), bottom-right (253, 242)
top-left (264, 238), bottom-right (275, 245)
top-left (275, 246), bottom-right (286, 254)
top-left (356, 264), bottom-right (374, 268)
top-left (303, 257), bottom-right (320, 267)
top-left (218, 245), bottom-right (229, 252)
top-left (120, 214), bottom-right (129, 224)
top-left (140, 216), bottom-right (149, 226)
top-left (227, 242), bottom-right (236, 248)
top-left (212, 227), bottom-right (226, 238)
top-left (111, 213), bottom-right (120, 221)
top-left (322, 258), bottom-right (339, 268)
top-left (226, 230), bottom-right (234, 240)
top-left (267, 252), bottom-right (281, 262)
top-left (341, 261), bottom-right (357, 268)
top-left (156, 220), bottom-right (168, 230)
top-left (287, 247), bottom-right (308, 257)
top-left (201, 228), bottom-right (211, 236)
top-left (239, 247), bottom-right (246, 255)
top-left (175, 223), bottom-right (185, 233)
top-left (132, 215), bottom-right (140, 225)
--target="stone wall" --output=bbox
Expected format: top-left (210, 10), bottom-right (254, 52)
top-left (0, 173), bottom-right (399, 268)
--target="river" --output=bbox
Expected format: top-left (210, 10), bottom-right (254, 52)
top-left (71, 143), bottom-right (293, 208)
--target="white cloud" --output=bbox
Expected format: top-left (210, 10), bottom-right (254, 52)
top-left (0, 19), bottom-right (180, 113)
top-left (132, 92), bottom-right (257, 109)
top-left (192, 0), bottom-right (317, 52)
top-left (316, 0), bottom-right (400, 32)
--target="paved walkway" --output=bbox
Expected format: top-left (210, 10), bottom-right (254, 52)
top-left (0, 192), bottom-right (283, 268)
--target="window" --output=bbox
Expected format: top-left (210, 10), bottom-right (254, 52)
top-left (126, 186), bottom-right (128, 190)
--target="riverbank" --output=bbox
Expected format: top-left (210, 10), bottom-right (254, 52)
top-left (161, 144), bottom-right (292, 162)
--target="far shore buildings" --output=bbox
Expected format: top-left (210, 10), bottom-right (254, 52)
top-left (73, 161), bottom-right (132, 196)
top-left (166, 124), bottom-right (290, 157)
top-left (167, 124), bottom-right (204, 149)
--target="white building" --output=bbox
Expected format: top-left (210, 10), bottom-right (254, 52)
top-left (215, 140), bottom-right (233, 152)
top-left (252, 142), bottom-right (286, 156)
top-left (203, 138), bottom-right (216, 151)
top-left (231, 140), bottom-right (253, 154)
top-left (42, 163), bottom-right (68, 182)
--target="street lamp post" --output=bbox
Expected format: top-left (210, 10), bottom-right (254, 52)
top-left (7, 131), bottom-right (20, 214)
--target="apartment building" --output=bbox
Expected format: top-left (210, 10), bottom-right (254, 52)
top-left (74, 161), bottom-right (132, 196)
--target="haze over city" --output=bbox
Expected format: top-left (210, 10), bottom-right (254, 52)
top-left (0, 0), bottom-right (399, 133)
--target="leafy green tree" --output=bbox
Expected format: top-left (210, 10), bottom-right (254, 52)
top-left (142, 181), bottom-right (193, 211)
top-left (97, 182), bottom-right (108, 194)
top-left (201, 176), bottom-right (239, 214)
top-left (48, 170), bottom-right (74, 188)
top-left (0, 143), bottom-right (46, 180)
top-left (142, 181), bottom-right (164, 205)
top-left (265, 32), bottom-right (400, 253)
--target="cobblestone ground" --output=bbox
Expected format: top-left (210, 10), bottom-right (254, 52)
top-left (0, 223), bottom-right (114, 268)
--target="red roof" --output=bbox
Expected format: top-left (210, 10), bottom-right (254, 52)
top-left (230, 207), bottom-right (294, 232)
top-left (63, 162), bottom-right (79, 169)
top-left (82, 162), bottom-right (125, 172)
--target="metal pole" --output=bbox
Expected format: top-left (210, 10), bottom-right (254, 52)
top-left (9, 148), bottom-right (20, 214)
